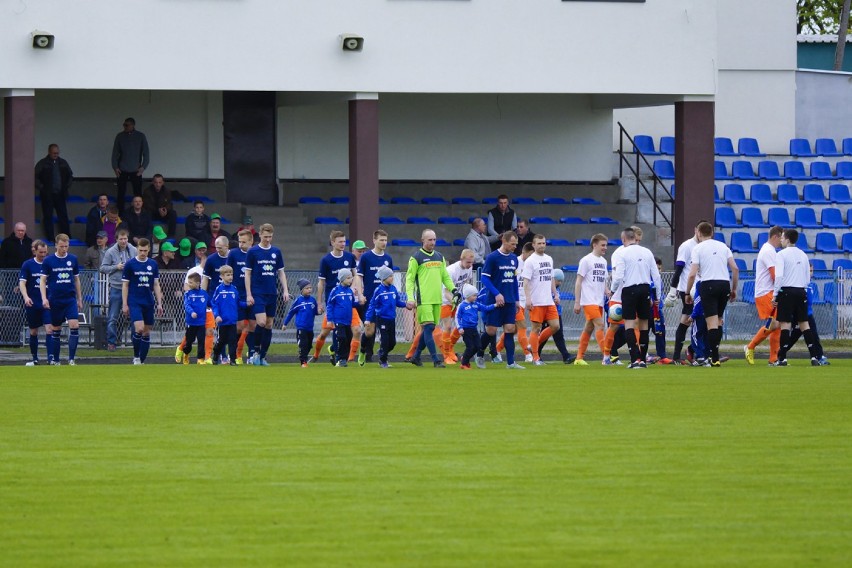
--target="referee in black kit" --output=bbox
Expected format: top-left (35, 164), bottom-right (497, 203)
top-left (684, 221), bottom-right (739, 367)
top-left (610, 227), bottom-right (662, 369)
top-left (772, 229), bottom-right (824, 367)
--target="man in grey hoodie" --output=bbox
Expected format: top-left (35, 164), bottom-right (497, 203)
top-left (99, 228), bottom-right (137, 350)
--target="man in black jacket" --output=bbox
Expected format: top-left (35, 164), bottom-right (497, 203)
top-left (486, 194), bottom-right (518, 251)
top-left (86, 194), bottom-right (110, 247)
top-left (34, 144), bottom-right (73, 241)
top-left (184, 200), bottom-right (212, 244)
top-left (1, 222), bottom-right (33, 303)
top-left (124, 195), bottom-right (153, 245)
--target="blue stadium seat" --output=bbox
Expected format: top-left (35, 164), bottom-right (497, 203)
top-left (777, 184), bottom-right (803, 204)
top-left (821, 208), bottom-right (847, 228)
top-left (572, 198), bottom-right (601, 205)
top-left (749, 184), bottom-right (776, 203)
top-left (391, 196), bottom-right (417, 204)
top-left (734, 258), bottom-right (748, 272)
top-left (512, 197), bottom-right (538, 205)
top-left (794, 208), bottom-right (821, 229)
top-left (829, 184), bottom-right (852, 203)
top-left (450, 239), bottom-right (464, 247)
top-left (715, 207), bottom-right (741, 228)
top-left (298, 196), bottom-right (325, 204)
top-left (542, 197), bottom-right (569, 205)
top-left (73, 216), bottom-right (87, 224)
top-left (757, 160), bottom-right (784, 180)
top-left (714, 160), bottom-right (733, 180)
top-left (767, 207), bottom-right (794, 228)
top-left (68, 239), bottom-right (86, 247)
top-left (330, 196), bottom-right (349, 204)
top-left (175, 216), bottom-right (186, 224)
top-left (659, 136), bottom-right (675, 155)
top-left (186, 195), bottom-right (215, 203)
top-left (607, 239), bottom-right (621, 246)
top-left (810, 282), bottom-right (825, 304)
top-left (90, 195), bottom-right (116, 202)
top-left (832, 258), bottom-right (852, 271)
top-left (391, 239), bottom-right (419, 247)
top-left (795, 233), bottom-right (814, 253)
top-left (738, 137), bottom-right (766, 157)
top-left (810, 161), bottom-right (837, 180)
top-left (379, 216), bottom-right (405, 225)
top-left (714, 185), bottom-right (723, 204)
top-left (823, 282), bottom-right (838, 304)
top-left (802, 184), bottom-right (829, 204)
top-left (815, 233), bottom-right (842, 253)
top-left (314, 216), bottom-right (344, 224)
top-left (715, 137), bottom-right (737, 156)
top-left (574, 239), bottom-right (591, 247)
top-left (66, 195), bottom-right (87, 203)
top-left (741, 281), bottom-right (755, 304)
top-left (731, 161), bottom-right (759, 180)
top-left (810, 258), bottom-right (828, 271)
top-left (741, 207), bottom-right (768, 228)
top-left (836, 162), bottom-right (852, 180)
top-left (421, 197), bottom-right (449, 205)
top-left (757, 232), bottom-right (769, 249)
top-left (529, 216), bottom-right (558, 224)
top-left (730, 232), bottom-right (757, 253)
top-left (437, 216), bottom-right (465, 224)
top-left (783, 161), bottom-right (811, 180)
top-left (843, 138), bottom-right (852, 156)
top-left (482, 197), bottom-right (498, 204)
top-left (589, 217), bottom-right (618, 224)
top-left (845, 232), bottom-right (852, 253)
top-left (815, 138), bottom-right (842, 157)
top-left (435, 239), bottom-right (451, 247)
top-left (790, 138), bottom-right (816, 157)
top-left (546, 239), bottom-right (573, 247)
top-left (722, 184), bottom-right (749, 203)
top-left (407, 216), bottom-right (433, 224)
top-left (451, 197), bottom-right (477, 204)
top-left (633, 135), bottom-right (659, 155)
top-left (559, 217), bottom-right (586, 224)
top-left (379, 197), bottom-right (389, 204)
top-left (653, 160), bottom-right (675, 180)
top-left (713, 232), bottom-right (726, 244)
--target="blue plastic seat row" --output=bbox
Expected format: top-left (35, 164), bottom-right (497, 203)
top-left (727, 230), bottom-right (852, 254)
top-left (635, 136), bottom-right (767, 157)
top-left (301, 196), bottom-right (603, 205)
top-left (790, 138), bottom-right (852, 157)
top-left (716, 206), bottom-right (852, 229)
top-left (656, 159), bottom-right (852, 181)
top-left (719, 183), bottom-right (852, 204)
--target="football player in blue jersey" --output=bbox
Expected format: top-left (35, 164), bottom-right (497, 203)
top-left (477, 231), bottom-right (524, 369)
top-left (226, 229), bottom-right (255, 364)
top-left (122, 238), bottom-right (164, 364)
top-left (19, 240), bottom-right (54, 365)
top-left (357, 229), bottom-right (393, 364)
top-left (39, 234), bottom-right (84, 365)
top-left (244, 223), bottom-right (291, 366)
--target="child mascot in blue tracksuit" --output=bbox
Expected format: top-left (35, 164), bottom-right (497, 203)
top-left (456, 284), bottom-right (496, 370)
top-left (326, 268), bottom-right (362, 367)
top-left (182, 272), bottom-right (210, 364)
top-left (282, 278), bottom-right (320, 367)
top-left (364, 266), bottom-right (408, 368)
top-left (211, 265), bottom-right (241, 365)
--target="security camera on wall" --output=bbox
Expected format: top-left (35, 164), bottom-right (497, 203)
top-left (339, 34), bottom-right (364, 52)
top-left (31, 30), bottom-right (54, 49)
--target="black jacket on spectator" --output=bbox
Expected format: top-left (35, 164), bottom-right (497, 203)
top-left (34, 156), bottom-right (73, 197)
top-left (185, 213), bottom-right (212, 244)
top-left (123, 209), bottom-right (154, 244)
top-left (86, 205), bottom-right (109, 247)
top-left (0, 232), bottom-right (34, 269)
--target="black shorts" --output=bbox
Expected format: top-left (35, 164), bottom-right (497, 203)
top-left (776, 287), bottom-right (808, 324)
top-left (698, 280), bottom-right (731, 318)
top-left (622, 284), bottom-right (651, 321)
top-left (678, 291), bottom-right (692, 316)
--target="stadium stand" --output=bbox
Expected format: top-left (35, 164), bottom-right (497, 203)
top-left (757, 160), bottom-right (784, 181)
top-left (314, 217), bottom-right (344, 224)
top-left (451, 197), bottom-right (477, 205)
top-left (821, 208), bottom-right (847, 228)
top-left (529, 216), bottom-right (558, 224)
top-left (559, 217), bottom-right (586, 224)
top-left (750, 184), bottom-right (776, 203)
top-left (329, 196), bottom-right (349, 204)
top-left (783, 161), bottom-right (811, 181)
top-left (810, 161), bottom-right (837, 180)
top-left (767, 207), bottom-right (794, 228)
top-left (815, 138), bottom-right (842, 157)
top-left (731, 161), bottom-right (759, 180)
top-left (829, 184), bottom-right (852, 203)
top-left (714, 137), bottom-right (737, 156)
top-left (715, 207), bottom-right (741, 228)
top-left (730, 232), bottom-right (757, 253)
top-left (722, 184), bottom-right (749, 203)
top-left (633, 135), bottom-right (659, 155)
top-left (741, 207), bottom-right (768, 228)
top-left (512, 197), bottom-right (538, 205)
top-left (777, 184), bottom-right (803, 204)
top-left (407, 216), bottom-right (433, 224)
top-left (391, 196), bottom-right (417, 204)
top-left (815, 232), bottom-right (842, 253)
top-left (802, 184), bottom-right (830, 204)
top-left (835, 162), bottom-right (852, 180)
top-left (659, 136), bottom-right (675, 155)
top-left (790, 138), bottom-right (817, 157)
top-left (379, 216), bottom-right (405, 225)
top-left (299, 197), bottom-right (325, 204)
top-left (794, 208), bottom-right (821, 229)
top-left (542, 197), bottom-right (569, 205)
top-left (589, 217), bottom-right (618, 225)
top-left (653, 159), bottom-right (675, 179)
top-left (714, 160), bottom-right (733, 180)
top-left (422, 197), bottom-right (449, 205)
top-left (437, 216), bottom-right (466, 224)
top-left (738, 137), bottom-right (766, 157)
top-left (573, 198), bottom-right (601, 205)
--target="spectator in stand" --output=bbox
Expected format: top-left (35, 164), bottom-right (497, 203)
top-left (182, 241), bottom-right (207, 270)
top-left (515, 219), bottom-right (534, 254)
top-left (124, 196), bottom-right (153, 245)
top-left (486, 194), bottom-right (518, 251)
top-left (1, 222), bottom-right (33, 269)
top-left (185, 200), bottom-right (213, 244)
top-left (151, 226), bottom-right (168, 256)
top-left (86, 194), bottom-right (110, 247)
top-left (34, 143), bottom-right (73, 242)
top-left (176, 238), bottom-right (195, 269)
top-left (156, 242), bottom-right (182, 270)
top-left (236, 216), bottom-right (260, 246)
top-left (100, 229), bottom-right (137, 351)
top-left (101, 205), bottom-right (126, 246)
top-left (142, 174), bottom-right (178, 238)
top-left (209, 214), bottom-right (231, 249)
top-left (84, 231), bottom-right (109, 269)
top-left (464, 217), bottom-right (490, 270)
top-left (111, 117), bottom-right (150, 213)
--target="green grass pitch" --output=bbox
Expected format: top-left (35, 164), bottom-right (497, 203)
top-left (2, 361), bottom-right (851, 566)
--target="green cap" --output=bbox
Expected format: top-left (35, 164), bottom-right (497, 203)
top-left (195, 241), bottom-right (207, 251)
top-left (152, 226), bottom-right (167, 240)
top-left (210, 213), bottom-right (221, 220)
top-left (179, 238), bottom-right (191, 256)
top-left (352, 240), bottom-right (368, 250)
top-left (160, 242), bottom-right (178, 252)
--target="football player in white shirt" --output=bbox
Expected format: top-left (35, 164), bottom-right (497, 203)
top-left (665, 221), bottom-right (702, 363)
top-left (744, 225), bottom-right (783, 365)
top-left (440, 249), bottom-right (476, 364)
top-left (772, 229), bottom-right (823, 366)
top-left (522, 235), bottom-right (560, 365)
top-left (573, 234), bottom-right (608, 365)
top-left (685, 222), bottom-right (739, 367)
